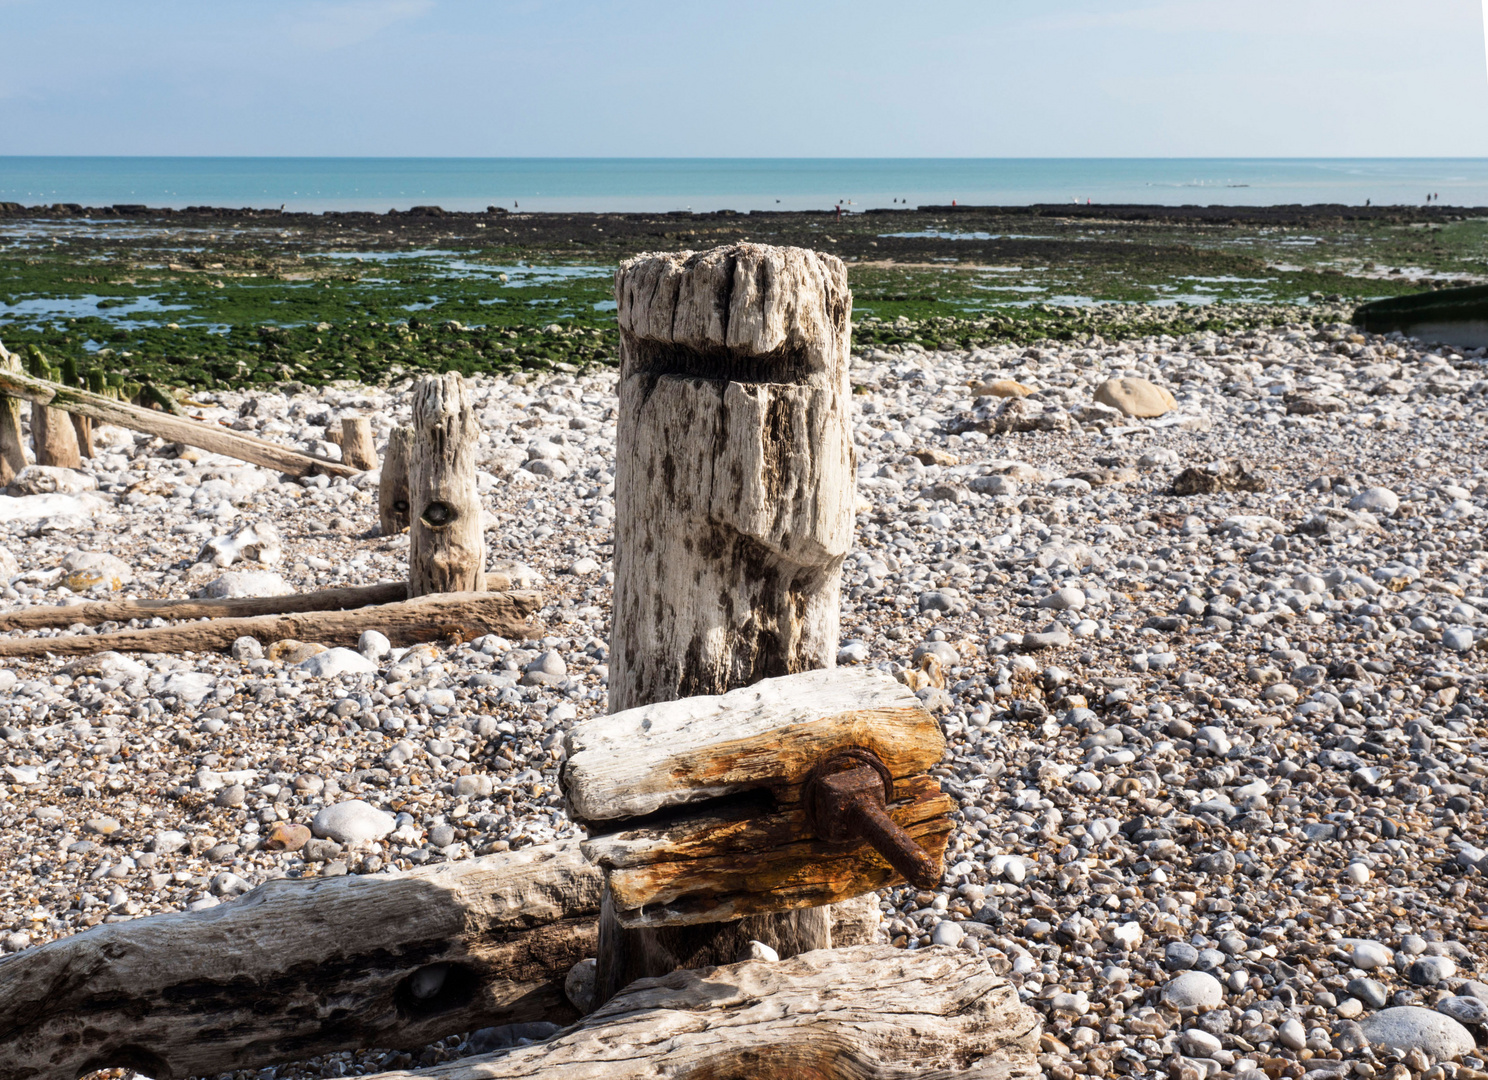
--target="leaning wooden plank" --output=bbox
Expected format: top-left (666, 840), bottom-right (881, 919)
top-left (0, 364), bottom-right (356, 478)
top-left (0, 842), bottom-right (602, 1080)
top-left (0, 568), bottom-right (529, 632)
top-left (0, 589), bottom-right (542, 657)
top-left (561, 667), bottom-right (944, 824)
top-left (359, 944), bottom-right (1043, 1080)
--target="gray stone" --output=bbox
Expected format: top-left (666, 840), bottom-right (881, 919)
top-left (1278, 1017), bottom-right (1308, 1051)
top-left (358, 630), bottom-right (391, 661)
top-left (311, 799), bottom-right (395, 844)
top-left (931, 920), bottom-right (965, 947)
top-left (1162, 971), bottom-right (1224, 1011)
top-left (299, 647), bottom-right (378, 678)
top-left (1348, 978), bottom-right (1391, 1010)
top-left (565, 958), bottom-right (597, 1014)
top-left (230, 636), bottom-right (264, 661)
top-left (1165, 941), bottom-right (1199, 971)
top-left (1360, 1006), bottom-right (1475, 1060)
top-left (1437, 996), bottom-right (1488, 1026)
top-left (1408, 955), bottom-right (1458, 986)
top-left (1182, 1028), bottom-right (1224, 1057)
top-left (199, 570), bottom-right (292, 599)
top-left (1442, 626), bottom-right (1475, 653)
top-left (1349, 487), bottom-right (1400, 514)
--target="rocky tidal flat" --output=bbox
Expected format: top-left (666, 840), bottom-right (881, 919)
top-left (1, 318), bottom-right (1488, 1079)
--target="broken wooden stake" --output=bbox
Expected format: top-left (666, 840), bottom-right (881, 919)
top-left (31, 399), bottom-right (81, 470)
top-left (0, 842), bottom-right (604, 1080)
top-left (0, 363), bottom-right (355, 478)
top-left (379, 424), bottom-right (413, 535)
top-left (0, 589), bottom-right (541, 657)
top-left (610, 243), bottom-right (855, 708)
top-left (340, 415), bottom-right (379, 471)
top-left (356, 945), bottom-right (1043, 1080)
top-left (408, 374), bottom-right (484, 597)
top-left (596, 243), bottom-right (856, 1003)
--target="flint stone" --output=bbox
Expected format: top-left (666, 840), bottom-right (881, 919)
top-left (198, 570), bottom-right (292, 599)
top-left (299, 647), bottom-right (378, 678)
top-left (1437, 996), bottom-right (1488, 1026)
top-left (1360, 1007), bottom-right (1475, 1060)
top-left (1162, 970), bottom-right (1224, 1010)
top-left (1349, 487), bottom-right (1400, 514)
top-left (1408, 956), bottom-right (1458, 986)
top-left (1094, 377), bottom-right (1177, 418)
top-left (311, 799), bottom-right (395, 844)
top-left (1348, 978), bottom-right (1391, 1009)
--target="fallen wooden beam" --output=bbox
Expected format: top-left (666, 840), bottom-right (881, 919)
top-left (359, 944), bottom-right (1043, 1080)
top-left (0, 580), bottom-right (408, 631)
top-left (0, 364), bottom-right (357, 478)
top-left (0, 842), bottom-right (603, 1080)
top-left (0, 589), bottom-right (542, 657)
top-left (0, 569), bottom-right (529, 632)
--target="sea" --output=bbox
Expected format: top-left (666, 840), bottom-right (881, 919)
top-left (2, 158), bottom-right (1487, 214)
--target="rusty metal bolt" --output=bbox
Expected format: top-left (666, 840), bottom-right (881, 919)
top-left (804, 750), bottom-right (941, 890)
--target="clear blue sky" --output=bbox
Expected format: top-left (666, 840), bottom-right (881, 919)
top-left (2, 0), bottom-right (1485, 157)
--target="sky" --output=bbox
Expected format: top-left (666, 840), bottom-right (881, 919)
top-left (0, 0), bottom-right (1485, 158)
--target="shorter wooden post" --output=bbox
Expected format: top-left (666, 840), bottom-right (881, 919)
top-left (408, 375), bottom-right (484, 597)
top-left (379, 425), bottom-right (413, 535)
top-left (0, 344), bottom-right (26, 485)
top-left (340, 416), bottom-right (378, 471)
top-left (32, 400), bottom-right (81, 469)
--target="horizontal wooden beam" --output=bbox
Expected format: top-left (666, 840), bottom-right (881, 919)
top-left (0, 569), bottom-right (528, 633)
top-left (0, 843), bottom-right (603, 1080)
top-left (358, 944), bottom-right (1043, 1080)
top-left (0, 589), bottom-right (542, 657)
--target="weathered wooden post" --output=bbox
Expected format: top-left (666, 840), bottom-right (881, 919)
top-left (62, 359), bottom-right (93, 457)
top-left (0, 343), bottom-right (26, 485)
top-left (599, 243), bottom-right (856, 1001)
top-left (407, 375), bottom-right (484, 597)
top-left (25, 352), bottom-right (82, 470)
top-left (379, 425), bottom-right (413, 535)
top-left (340, 416), bottom-right (378, 471)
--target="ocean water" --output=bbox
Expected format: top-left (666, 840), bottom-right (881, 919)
top-left (2, 157), bottom-right (1487, 214)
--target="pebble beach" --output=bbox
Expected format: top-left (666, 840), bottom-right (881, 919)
top-left (2, 317), bottom-right (1488, 1079)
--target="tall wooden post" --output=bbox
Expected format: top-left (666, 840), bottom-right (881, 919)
top-left (0, 344), bottom-right (26, 485)
top-left (378, 426), bottom-right (412, 535)
top-left (407, 375), bottom-right (484, 597)
top-left (597, 243), bottom-right (856, 1002)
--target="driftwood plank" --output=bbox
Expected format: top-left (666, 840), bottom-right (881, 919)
top-left (0, 569), bottom-right (528, 632)
top-left (0, 580), bottom-right (409, 631)
top-left (0, 363), bottom-right (356, 478)
top-left (359, 944), bottom-right (1043, 1080)
top-left (561, 668), bottom-right (944, 824)
top-left (0, 842), bottom-right (603, 1080)
top-left (587, 776), bottom-right (954, 927)
top-left (0, 589), bottom-right (542, 657)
